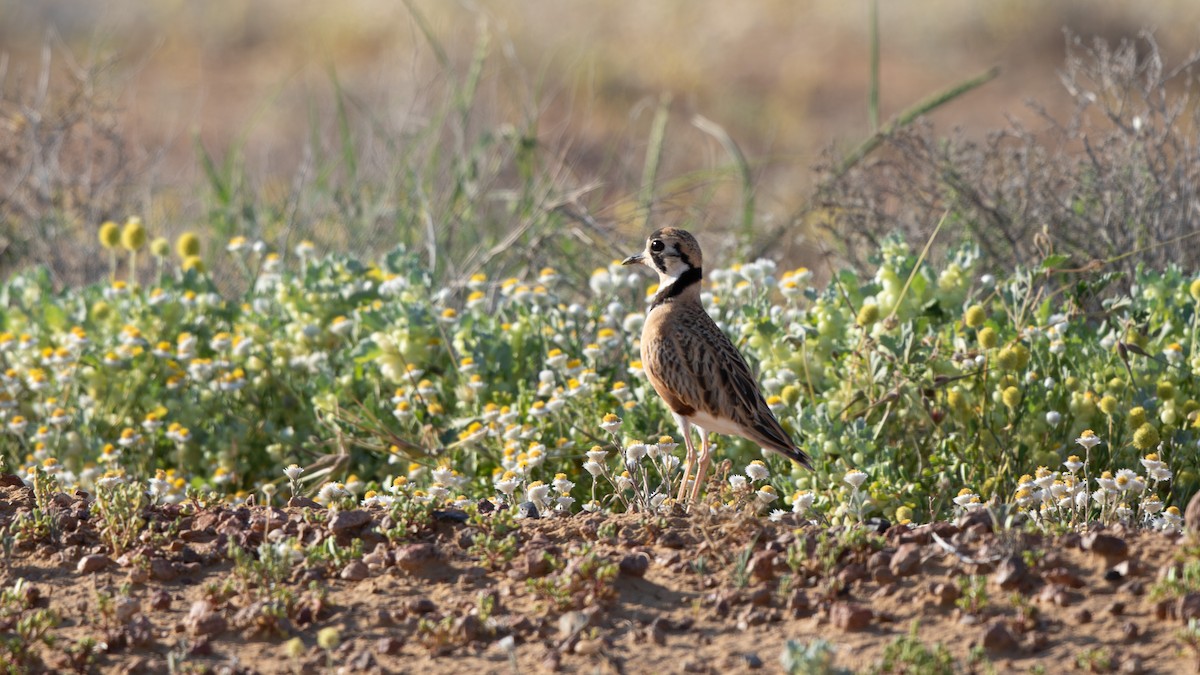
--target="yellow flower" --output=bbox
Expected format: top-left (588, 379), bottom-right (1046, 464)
top-left (121, 217), bottom-right (147, 251)
top-left (1001, 386), bottom-right (1022, 410)
top-left (1099, 395), bottom-right (1118, 415)
top-left (977, 326), bottom-right (998, 350)
top-left (964, 304), bottom-right (986, 328)
top-left (176, 232), bottom-right (201, 259)
top-left (856, 303), bottom-right (880, 327)
top-left (150, 237), bottom-right (170, 258)
top-left (98, 221), bottom-right (120, 249)
top-left (316, 626), bottom-right (340, 650)
top-left (1133, 423), bottom-right (1160, 451)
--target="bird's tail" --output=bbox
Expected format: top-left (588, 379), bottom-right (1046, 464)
top-left (772, 444), bottom-right (812, 470)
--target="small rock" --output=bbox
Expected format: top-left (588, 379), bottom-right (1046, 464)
top-left (1186, 491), bottom-right (1200, 533)
top-left (126, 615), bottom-right (155, 648)
top-left (748, 588), bottom-right (772, 607)
top-left (928, 581), bottom-right (960, 608)
top-left (1108, 601), bottom-right (1126, 616)
top-left (185, 600), bottom-right (227, 637)
top-left (981, 622), bottom-right (1020, 653)
top-left (433, 508), bottom-right (469, 523)
top-left (712, 596), bottom-right (731, 619)
top-left (350, 649), bottom-right (376, 671)
top-left (573, 637), bottom-right (603, 655)
top-left (115, 598), bottom-right (140, 623)
top-left (865, 516), bottom-right (892, 533)
top-left (742, 652), bottom-right (764, 669)
top-left (620, 553), bottom-right (650, 578)
top-left (150, 558), bottom-right (179, 582)
top-left (191, 511), bottom-right (220, 532)
top-left (786, 589), bottom-right (811, 617)
top-left (77, 554), bottom-right (112, 575)
top-left (558, 610), bottom-right (590, 639)
top-left (1154, 599), bottom-right (1175, 621)
top-left (1120, 655), bottom-right (1145, 674)
top-left (127, 565), bottom-right (150, 585)
top-left (1108, 559), bottom-right (1137, 580)
top-left (1122, 621), bottom-right (1139, 641)
top-left (1178, 593), bottom-right (1200, 622)
top-left (837, 563), bottom-right (867, 587)
top-left (394, 543), bottom-right (437, 572)
top-left (890, 543), bottom-right (922, 577)
top-left (187, 637), bottom-right (213, 656)
top-left (748, 551), bottom-right (776, 582)
top-left (871, 585), bottom-right (898, 600)
top-left (376, 636), bottom-right (402, 655)
top-left (517, 501), bottom-right (540, 519)
top-left (956, 509), bottom-right (995, 532)
top-left (340, 560), bottom-right (369, 581)
top-left (404, 598), bottom-right (436, 615)
top-left (991, 555), bottom-right (1028, 590)
top-left (830, 602), bottom-right (872, 631)
top-left (149, 590), bottom-right (172, 611)
top-left (454, 615), bottom-right (485, 643)
top-left (329, 509), bottom-right (372, 534)
top-left (872, 566), bottom-right (898, 585)
top-left (1038, 584), bottom-right (1071, 607)
top-left (1073, 608), bottom-right (1093, 624)
top-left (362, 543), bottom-right (390, 568)
top-left (1081, 531), bottom-right (1129, 562)
top-left (736, 607), bottom-right (768, 630)
top-left (1043, 566), bottom-right (1085, 588)
top-left (1025, 632), bottom-right (1049, 653)
top-left (299, 567), bottom-right (326, 584)
top-left (287, 495), bottom-right (321, 509)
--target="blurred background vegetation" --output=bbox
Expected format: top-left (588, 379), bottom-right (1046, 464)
top-left (2, 0), bottom-right (1200, 290)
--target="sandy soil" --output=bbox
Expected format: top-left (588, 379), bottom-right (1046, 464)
top-left (1, 476), bottom-right (1197, 674)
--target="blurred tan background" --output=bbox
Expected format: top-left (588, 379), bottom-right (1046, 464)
top-left (2, 1), bottom-right (1199, 277)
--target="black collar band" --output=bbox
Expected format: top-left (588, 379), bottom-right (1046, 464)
top-left (650, 266), bottom-right (703, 310)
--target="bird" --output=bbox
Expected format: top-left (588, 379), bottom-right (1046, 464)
top-left (622, 227), bottom-right (811, 505)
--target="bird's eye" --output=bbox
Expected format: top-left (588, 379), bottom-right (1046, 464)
top-left (650, 239), bottom-right (665, 252)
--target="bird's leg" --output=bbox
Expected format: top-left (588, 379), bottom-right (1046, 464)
top-left (676, 421), bottom-right (697, 506)
top-left (689, 431), bottom-right (713, 504)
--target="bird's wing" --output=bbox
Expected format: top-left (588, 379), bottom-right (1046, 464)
top-left (646, 310), bottom-right (811, 468)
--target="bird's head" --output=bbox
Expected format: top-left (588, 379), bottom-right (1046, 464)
top-left (621, 227), bottom-right (703, 287)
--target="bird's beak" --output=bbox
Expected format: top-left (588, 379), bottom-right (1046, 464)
top-left (621, 253), bottom-right (644, 266)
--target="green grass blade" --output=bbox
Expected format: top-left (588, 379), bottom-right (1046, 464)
top-left (639, 93), bottom-right (672, 230)
top-left (693, 114), bottom-right (755, 241)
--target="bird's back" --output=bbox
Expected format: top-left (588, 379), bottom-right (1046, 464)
top-left (641, 296), bottom-right (811, 467)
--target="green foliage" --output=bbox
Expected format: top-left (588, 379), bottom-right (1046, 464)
top-left (1, 226), bottom-right (1197, 526)
top-left (781, 638), bottom-right (850, 675)
top-left (869, 621), bottom-right (955, 674)
top-left (92, 480), bottom-right (147, 556)
top-left (526, 544), bottom-right (618, 612)
top-left (0, 578), bottom-right (59, 673)
top-left (955, 575), bottom-right (989, 616)
top-left (1151, 559), bottom-right (1200, 601)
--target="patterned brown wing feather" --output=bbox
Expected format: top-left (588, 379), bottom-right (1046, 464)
top-left (643, 302), bottom-right (811, 468)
